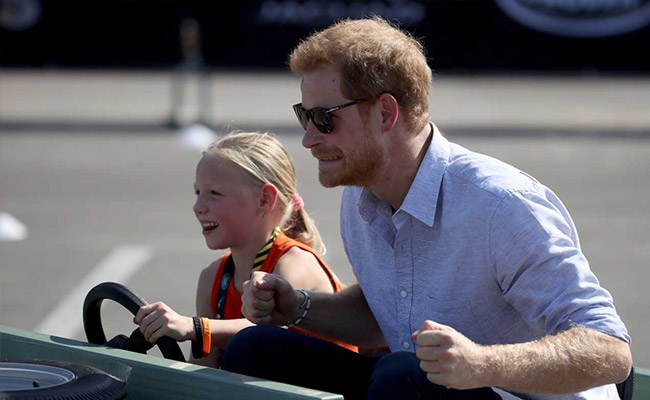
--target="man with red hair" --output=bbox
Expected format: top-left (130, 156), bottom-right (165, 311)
top-left (223, 17), bottom-right (632, 400)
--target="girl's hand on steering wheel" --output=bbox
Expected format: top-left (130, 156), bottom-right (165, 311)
top-left (134, 302), bottom-right (195, 344)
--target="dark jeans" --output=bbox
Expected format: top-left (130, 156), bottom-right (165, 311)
top-left (221, 325), bottom-right (503, 400)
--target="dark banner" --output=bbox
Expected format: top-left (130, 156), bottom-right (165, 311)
top-left (1, 0), bottom-right (649, 72)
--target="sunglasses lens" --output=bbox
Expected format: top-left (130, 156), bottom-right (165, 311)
top-left (292, 104), bottom-right (333, 134)
top-left (293, 105), bottom-right (309, 129)
top-left (312, 109), bottom-right (332, 133)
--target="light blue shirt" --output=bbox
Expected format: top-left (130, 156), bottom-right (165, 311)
top-left (340, 124), bottom-right (629, 400)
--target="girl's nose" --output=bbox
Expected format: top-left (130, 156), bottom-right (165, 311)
top-left (193, 197), bottom-right (207, 215)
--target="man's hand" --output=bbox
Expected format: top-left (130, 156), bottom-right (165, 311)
top-left (241, 271), bottom-right (303, 326)
top-left (413, 320), bottom-right (489, 389)
top-left (134, 302), bottom-right (194, 343)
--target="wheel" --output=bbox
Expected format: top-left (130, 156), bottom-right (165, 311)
top-left (0, 357), bottom-right (126, 399)
top-left (83, 282), bottom-right (185, 362)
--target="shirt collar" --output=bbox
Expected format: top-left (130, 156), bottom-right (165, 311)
top-left (402, 123), bottom-right (450, 226)
top-left (358, 122), bottom-right (450, 227)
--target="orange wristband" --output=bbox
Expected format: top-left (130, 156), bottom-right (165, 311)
top-left (200, 317), bottom-right (211, 357)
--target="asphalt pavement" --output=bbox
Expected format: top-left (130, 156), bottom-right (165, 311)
top-left (0, 70), bottom-right (648, 368)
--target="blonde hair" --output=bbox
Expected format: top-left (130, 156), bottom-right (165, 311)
top-left (289, 17), bottom-right (432, 132)
top-left (204, 131), bottom-right (325, 254)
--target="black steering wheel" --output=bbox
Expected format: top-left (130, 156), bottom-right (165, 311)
top-left (83, 282), bottom-right (185, 362)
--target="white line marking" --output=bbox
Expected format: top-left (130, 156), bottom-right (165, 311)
top-left (0, 212), bottom-right (28, 241)
top-left (34, 245), bottom-right (153, 339)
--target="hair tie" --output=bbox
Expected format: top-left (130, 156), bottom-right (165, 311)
top-left (292, 193), bottom-right (305, 211)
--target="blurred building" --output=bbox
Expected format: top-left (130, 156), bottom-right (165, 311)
top-left (1, 0), bottom-right (649, 72)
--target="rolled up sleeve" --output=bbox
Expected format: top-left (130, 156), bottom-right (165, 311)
top-left (489, 190), bottom-right (630, 343)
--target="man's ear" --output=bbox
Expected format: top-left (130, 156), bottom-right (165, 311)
top-left (259, 183), bottom-right (278, 215)
top-left (378, 93), bottom-right (399, 133)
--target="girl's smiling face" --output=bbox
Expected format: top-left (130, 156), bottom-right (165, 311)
top-left (193, 154), bottom-right (262, 251)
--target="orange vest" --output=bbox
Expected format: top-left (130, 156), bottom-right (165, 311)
top-left (210, 231), bottom-right (357, 352)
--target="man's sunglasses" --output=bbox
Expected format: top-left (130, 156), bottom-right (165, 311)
top-left (292, 99), bottom-right (366, 134)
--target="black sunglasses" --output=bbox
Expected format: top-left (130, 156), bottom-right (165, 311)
top-left (292, 99), bottom-right (366, 134)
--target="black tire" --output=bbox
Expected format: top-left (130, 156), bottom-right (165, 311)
top-left (0, 357), bottom-right (126, 399)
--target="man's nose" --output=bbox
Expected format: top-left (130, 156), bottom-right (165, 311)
top-left (302, 121), bottom-right (324, 149)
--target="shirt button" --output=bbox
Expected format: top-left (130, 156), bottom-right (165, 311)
top-left (400, 290), bottom-right (408, 298)
top-left (402, 341), bottom-right (410, 349)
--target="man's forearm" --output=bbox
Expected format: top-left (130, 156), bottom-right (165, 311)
top-left (298, 284), bottom-right (386, 348)
top-left (483, 327), bottom-right (632, 393)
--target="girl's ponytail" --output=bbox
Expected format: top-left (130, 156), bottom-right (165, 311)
top-left (282, 197), bottom-right (326, 255)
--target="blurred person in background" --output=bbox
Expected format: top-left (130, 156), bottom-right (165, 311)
top-left (222, 17), bottom-right (632, 400)
top-left (167, 17), bottom-right (212, 128)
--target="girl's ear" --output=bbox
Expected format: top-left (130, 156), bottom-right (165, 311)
top-left (259, 183), bottom-right (278, 215)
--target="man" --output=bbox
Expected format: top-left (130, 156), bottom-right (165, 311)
top-left (221, 17), bottom-right (632, 400)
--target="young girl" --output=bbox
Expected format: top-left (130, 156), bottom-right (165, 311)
top-left (134, 131), bottom-right (356, 366)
